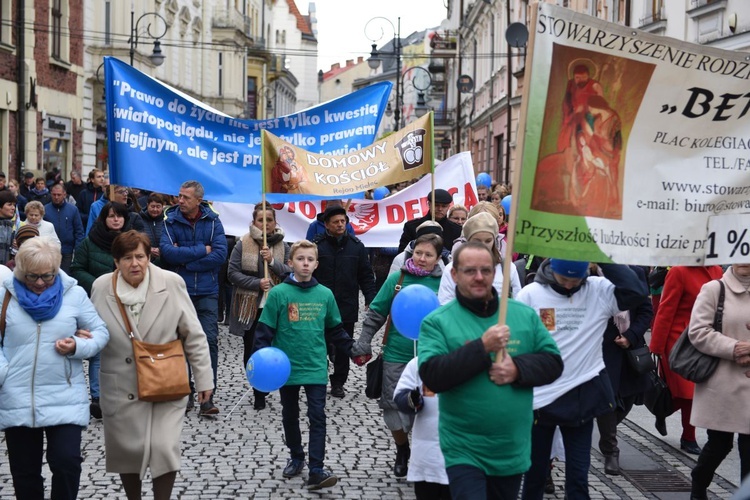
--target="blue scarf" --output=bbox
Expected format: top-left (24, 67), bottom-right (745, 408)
top-left (13, 275), bottom-right (64, 322)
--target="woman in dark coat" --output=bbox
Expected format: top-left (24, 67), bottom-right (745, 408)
top-left (596, 265), bottom-right (653, 475)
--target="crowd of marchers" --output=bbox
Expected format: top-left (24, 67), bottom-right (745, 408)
top-left (0, 171), bottom-right (746, 500)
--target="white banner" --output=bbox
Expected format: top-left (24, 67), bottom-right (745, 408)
top-left (213, 151), bottom-right (478, 247)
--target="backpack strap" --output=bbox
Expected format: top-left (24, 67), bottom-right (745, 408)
top-left (1, 291), bottom-right (12, 347)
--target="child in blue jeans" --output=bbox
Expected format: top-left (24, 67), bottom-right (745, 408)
top-left (255, 240), bottom-right (359, 490)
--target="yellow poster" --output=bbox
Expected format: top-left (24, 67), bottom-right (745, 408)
top-left (262, 113), bottom-right (433, 196)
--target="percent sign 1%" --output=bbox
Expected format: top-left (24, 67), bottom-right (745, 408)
top-left (705, 214), bottom-right (750, 264)
top-left (728, 229), bottom-right (750, 257)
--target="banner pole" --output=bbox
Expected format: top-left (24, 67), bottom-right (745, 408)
top-left (260, 132), bottom-right (269, 298)
top-left (496, 6), bottom-right (539, 361)
top-left (431, 111), bottom-right (436, 222)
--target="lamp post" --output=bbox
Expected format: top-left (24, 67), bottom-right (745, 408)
top-left (129, 8), bottom-right (167, 67)
top-left (365, 17), bottom-right (402, 130)
top-left (258, 84), bottom-right (277, 119)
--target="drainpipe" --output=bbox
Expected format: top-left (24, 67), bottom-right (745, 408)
top-left (16, 0), bottom-right (26, 177)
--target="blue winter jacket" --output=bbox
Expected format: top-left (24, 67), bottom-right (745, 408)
top-left (159, 203), bottom-right (227, 296)
top-left (0, 271), bottom-right (110, 430)
top-left (44, 201), bottom-right (84, 255)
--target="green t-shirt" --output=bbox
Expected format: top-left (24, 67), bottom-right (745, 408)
top-left (258, 281), bottom-right (342, 386)
top-left (418, 298), bottom-right (560, 476)
top-left (369, 271), bottom-right (441, 364)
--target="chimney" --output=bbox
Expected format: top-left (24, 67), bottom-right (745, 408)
top-left (357, 56), bottom-right (364, 64)
top-left (331, 63), bottom-right (340, 70)
top-left (346, 59), bottom-right (353, 67)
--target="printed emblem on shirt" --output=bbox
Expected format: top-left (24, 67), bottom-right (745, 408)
top-left (288, 303), bottom-right (300, 322)
top-left (540, 308), bottom-right (556, 331)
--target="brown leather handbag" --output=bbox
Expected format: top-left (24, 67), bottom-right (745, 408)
top-left (112, 271), bottom-right (190, 402)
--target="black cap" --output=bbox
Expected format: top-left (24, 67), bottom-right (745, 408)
top-left (427, 189), bottom-right (453, 204)
top-left (23, 171), bottom-right (35, 179)
top-left (323, 205), bottom-right (347, 222)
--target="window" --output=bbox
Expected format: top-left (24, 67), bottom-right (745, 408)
top-left (104, 0), bottom-right (111, 45)
top-left (218, 52), bottom-right (223, 97)
top-left (50, 0), bottom-right (69, 62)
top-left (0, 0), bottom-right (12, 46)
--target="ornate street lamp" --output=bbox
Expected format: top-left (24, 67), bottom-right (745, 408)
top-left (129, 9), bottom-right (168, 67)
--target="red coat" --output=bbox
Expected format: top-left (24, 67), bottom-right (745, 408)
top-left (649, 265), bottom-right (724, 399)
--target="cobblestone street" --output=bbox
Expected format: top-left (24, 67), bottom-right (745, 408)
top-left (0, 325), bottom-right (740, 499)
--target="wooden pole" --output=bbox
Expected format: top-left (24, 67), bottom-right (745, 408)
top-left (496, 6), bottom-right (539, 355)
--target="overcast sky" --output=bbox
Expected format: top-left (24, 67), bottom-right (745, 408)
top-left (310, 0), bottom-right (448, 72)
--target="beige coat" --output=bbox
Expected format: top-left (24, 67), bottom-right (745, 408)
top-left (688, 267), bottom-right (750, 434)
top-left (91, 264), bottom-right (213, 478)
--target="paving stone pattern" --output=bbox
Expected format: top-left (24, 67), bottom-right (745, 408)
top-left (0, 324), bottom-right (738, 499)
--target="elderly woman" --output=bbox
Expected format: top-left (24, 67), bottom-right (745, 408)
top-left (91, 230), bottom-right (213, 500)
top-left (687, 263), bottom-right (750, 499)
top-left (21, 200), bottom-right (61, 247)
top-left (228, 202), bottom-right (290, 410)
top-left (0, 236), bottom-right (109, 500)
top-left (438, 212), bottom-right (522, 304)
top-left (352, 233), bottom-right (444, 479)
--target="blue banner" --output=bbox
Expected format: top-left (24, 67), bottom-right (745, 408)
top-left (104, 57), bottom-right (391, 203)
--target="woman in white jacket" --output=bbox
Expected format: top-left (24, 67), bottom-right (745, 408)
top-left (21, 200), bottom-right (61, 248)
top-left (0, 236), bottom-right (109, 500)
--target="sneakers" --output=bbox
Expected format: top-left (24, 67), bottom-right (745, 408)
top-left (282, 458), bottom-right (305, 478)
top-left (186, 393), bottom-right (195, 414)
top-left (199, 399), bottom-right (220, 416)
top-left (90, 397), bottom-right (102, 419)
top-left (330, 385), bottom-right (345, 398)
top-left (681, 439), bottom-right (702, 455)
top-left (307, 469), bottom-right (338, 490)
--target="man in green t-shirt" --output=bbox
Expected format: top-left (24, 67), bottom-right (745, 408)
top-left (418, 242), bottom-right (563, 499)
top-left (255, 240), bottom-right (358, 491)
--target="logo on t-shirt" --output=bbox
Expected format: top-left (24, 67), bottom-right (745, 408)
top-left (288, 303), bottom-right (300, 322)
top-left (540, 308), bottom-right (556, 331)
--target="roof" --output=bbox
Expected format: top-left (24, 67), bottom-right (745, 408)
top-left (286, 0), bottom-right (313, 36)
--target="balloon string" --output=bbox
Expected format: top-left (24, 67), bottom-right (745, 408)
top-left (224, 387), bottom-right (252, 421)
top-left (413, 341), bottom-right (417, 359)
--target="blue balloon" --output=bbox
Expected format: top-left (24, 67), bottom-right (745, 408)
top-left (391, 284), bottom-right (440, 341)
top-left (246, 347), bottom-right (291, 392)
top-left (501, 195), bottom-right (512, 216)
top-left (373, 186), bottom-right (390, 200)
top-left (476, 172), bottom-right (492, 188)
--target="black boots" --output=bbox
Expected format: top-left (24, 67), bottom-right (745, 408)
top-left (604, 452), bottom-right (621, 475)
top-left (393, 442), bottom-right (410, 477)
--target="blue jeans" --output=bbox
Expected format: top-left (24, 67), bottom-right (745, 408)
top-left (279, 384), bottom-right (327, 471)
top-left (522, 420), bottom-right (594, 500)
top-left (447, 464), bottom-right (522, 500)
top-left (5, 424), bottom-right (83, 500)
top-left (88, 353), bottom-right (100, 399)
top-left (190, 294), bottom-right (219, 391)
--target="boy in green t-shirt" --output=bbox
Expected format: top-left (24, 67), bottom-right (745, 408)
top-left (255, 240), bottom-right (357, 491)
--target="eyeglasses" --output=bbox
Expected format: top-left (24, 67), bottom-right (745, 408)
top-left (456, 267), bottom-right (494, 277)
top-left (25, 273), bottom-right (56, 283)
top-left (115, 189), bottom-right (129, 195)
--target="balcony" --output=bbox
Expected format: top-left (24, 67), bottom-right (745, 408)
top-left (213, 6), bottom-right (253, 41)
top-left (433, 109), bottom-right (454, 128)
top-left (430, 30), bottom-right (458, 57)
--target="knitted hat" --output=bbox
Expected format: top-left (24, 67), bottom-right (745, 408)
top-left (322, 204), bottom-right (347, 222)
top-left (15, 224), bottom-right (39, 248)
top-left (416, 220), bottom-right (443, 238)
top-left (23, 171), bottom-right (35, 179)
top-left (462, 212), bottom-right (499, 241)
top-left (549, 259), bottom-right (589, 278)
top-left (427, 189), bottom-right (453, 204)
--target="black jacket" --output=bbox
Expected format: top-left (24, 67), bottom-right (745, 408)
top-left (76, 182), bottom-right (104, 227)
top-left (397, 213), bottom-right (462, 252)
top-left (601, 265), bottom-right (653, 398)
top-left (313, 231), bottom-right (376, 323)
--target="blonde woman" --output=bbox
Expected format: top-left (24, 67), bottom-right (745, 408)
top-left (21, 201), bottom-right (61, 248)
